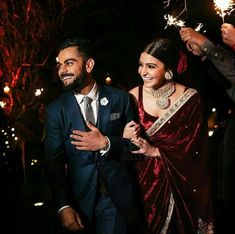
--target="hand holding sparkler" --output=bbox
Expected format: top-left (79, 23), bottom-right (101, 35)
top-left (179, 27), bottom-right (208, 56)
top-left (221, 23), bottom-right (235, 48)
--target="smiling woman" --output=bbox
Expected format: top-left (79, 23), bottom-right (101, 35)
top-left (123, 37), bottom-right (215, 233)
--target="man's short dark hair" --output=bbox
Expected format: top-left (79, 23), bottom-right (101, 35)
top-left (57, 37), bottom-right (94, 60)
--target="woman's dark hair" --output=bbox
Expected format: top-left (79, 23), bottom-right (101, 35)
top-left (143, 38), bottom-right (179, 74)
top-left (57, 37), bottom-right (94, 60)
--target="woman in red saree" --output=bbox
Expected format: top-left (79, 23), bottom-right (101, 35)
top-left (124, 38), bottom-right (214, 234)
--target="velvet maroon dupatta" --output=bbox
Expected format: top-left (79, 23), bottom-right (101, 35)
top-left (135, 85), bottom-right (214, 234)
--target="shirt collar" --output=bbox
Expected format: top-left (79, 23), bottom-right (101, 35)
top-left (75, 82), bottom-right (99, 104)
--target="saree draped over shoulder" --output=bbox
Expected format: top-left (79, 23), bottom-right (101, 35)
top-left (136, 85), bottom-right (214, 234)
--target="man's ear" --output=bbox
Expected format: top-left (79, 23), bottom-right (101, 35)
top-left (86, 58), bottom-right (95, 73)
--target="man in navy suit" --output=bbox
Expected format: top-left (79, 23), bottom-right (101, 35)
top-left (44, 37), bottom-right (141, 234)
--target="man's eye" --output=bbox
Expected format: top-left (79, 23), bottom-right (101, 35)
top-left (66, 61), bottom-right (73, 66)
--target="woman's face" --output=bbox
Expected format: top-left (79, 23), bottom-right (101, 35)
top-left (138, 52), bottom-right (167, 89)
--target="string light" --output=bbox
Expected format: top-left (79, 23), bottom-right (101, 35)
top-left (0, 101), bottom-right (6, 108)
top-left (105, 73), bottom-right (112, 85)
top-left (1, 126), bottom-right (19, 163)
top-left (35, 88), bottom-right (44, 96)
top-left (3, 83), bottom-right (10, 94)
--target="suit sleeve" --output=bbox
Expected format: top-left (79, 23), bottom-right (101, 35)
top-left (106, 93), bottom-right (138, 156)
top-left (44, 107), bottom-right (72, 211)
top-left (201, 40), bottom-right (235, 102)
top-left (201, 40), bottom-right (235, 85)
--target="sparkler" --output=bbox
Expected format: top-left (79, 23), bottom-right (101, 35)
top-left (213, 0), bottom-right (235, 23)
top-left (164, 14), bottom-right (186, 29)
top-left (164, 0), bottom-right (187, 30)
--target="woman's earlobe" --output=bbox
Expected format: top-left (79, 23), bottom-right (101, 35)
top-left (164, 70), bottom-right (173, 80)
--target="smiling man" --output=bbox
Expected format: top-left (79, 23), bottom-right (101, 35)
top-left (44, 37), bottom-right (141, 234)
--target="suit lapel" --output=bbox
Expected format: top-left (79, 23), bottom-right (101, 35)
top-left (97, 85), bottom-right (112, 132)
top-left (63, 86), bottom-right (113, 132)
top-left (64, 91), bottom-right (87, 131)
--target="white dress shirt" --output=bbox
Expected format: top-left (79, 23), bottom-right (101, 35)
top-left (74, 82), bottom-right (99, 123)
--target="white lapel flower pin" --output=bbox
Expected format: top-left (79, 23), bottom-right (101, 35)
top-left (100, 97), bottom-right (109, 106)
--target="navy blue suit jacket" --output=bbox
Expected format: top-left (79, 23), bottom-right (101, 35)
top-left (44, 84), bottom-right (139, 224)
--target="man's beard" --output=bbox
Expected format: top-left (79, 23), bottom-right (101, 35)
top-left (63, 68), bottom-right (87, 92)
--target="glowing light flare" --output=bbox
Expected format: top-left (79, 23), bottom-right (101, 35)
top-left (31, 158), bottom-right (38, 166)
top-left (105, 74), bottom-right (112, 85)
top-left (0, 101), bottom-right (6, 108)
top-left (208, 130), bottom-right (214, 137)
top-left (3, 84), bottom-right (10, 94)
top-left (212, 107), bottom-right (216, 112)
top-left (213, 0), bottom-right (235, 23)
top-left (35, 88), bottom-right (44, 96)
top-left (34, 202), bottom-right (44, 207)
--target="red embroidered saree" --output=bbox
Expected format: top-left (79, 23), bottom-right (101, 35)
top-left (135, 85), bottom-right (214, 234)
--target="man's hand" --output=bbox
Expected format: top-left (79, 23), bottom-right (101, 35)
top-left (70, 121), bottom-right (108, 151)
top-left (59, 207), bottom-right (84, 232)
top-left (180, 27), bottom-right (207, 56)
top-left (221, 23), bottom-right (235, 48)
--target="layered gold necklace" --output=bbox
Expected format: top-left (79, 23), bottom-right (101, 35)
top-left (150, 82), bottom-right (176, 109)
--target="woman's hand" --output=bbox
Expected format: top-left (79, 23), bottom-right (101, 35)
top-left (131, 137), bottom-right (160, 158)
top-left (123, 120), bottom-right (141, 139)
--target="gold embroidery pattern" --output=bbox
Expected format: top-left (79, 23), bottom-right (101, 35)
top-left (147, 88), bottom-right (197, 136)
top-left (161, 193), bottom-right (175, 234)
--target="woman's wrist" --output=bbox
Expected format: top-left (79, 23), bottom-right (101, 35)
top-left (150, 147), bottom-right (161, 158)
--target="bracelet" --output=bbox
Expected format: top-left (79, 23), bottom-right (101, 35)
top-left (101, 136), bottom-right (110, 151)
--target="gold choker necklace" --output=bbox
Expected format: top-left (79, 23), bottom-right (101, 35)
top-left (150, 82), bottom-right (176, 109)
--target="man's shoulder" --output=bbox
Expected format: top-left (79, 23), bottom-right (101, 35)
top-left (47, 91), bottom-right (71, 109)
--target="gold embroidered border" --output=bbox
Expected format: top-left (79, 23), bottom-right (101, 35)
top-left (146, 88), bottom-right (197, 137)
top-left (161, 192), bottom-right (175, 234)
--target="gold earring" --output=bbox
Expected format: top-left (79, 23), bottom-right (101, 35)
top-left (164, 70), bottom-right (173, 80)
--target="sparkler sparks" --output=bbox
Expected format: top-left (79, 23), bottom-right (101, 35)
top-left (163, 0), bottom-right (187, 30)
top-left (164, 14), bottom-right (186, 29)
top-left (213, 0), bottom-right (235, 23)
top-left (195, 23), bottom-right (204, 32)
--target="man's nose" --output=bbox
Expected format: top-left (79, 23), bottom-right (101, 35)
top-left (60, 64), bottom-right (69, 73)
